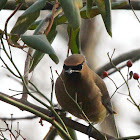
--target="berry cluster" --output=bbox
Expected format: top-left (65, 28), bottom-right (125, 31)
top-left (102, 60), bottom-right (139, 80)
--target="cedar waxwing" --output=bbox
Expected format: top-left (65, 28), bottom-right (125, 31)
top-left (55, 54), bottom-right (115, 123)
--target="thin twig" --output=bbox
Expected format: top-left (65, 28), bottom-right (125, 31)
top-left (108, 76), bottom-right (118, 89)
top-left (107, 52), bottom-right (140, 111)
top-left (111, 82), bottom-right (126, 98)
top-left (4, 3), bottom-right (27, 49)
top-left (15, 130), bottom-right (26, 140)
top-left (4, 121), bottom-right (16, 139)
top-left (45, 0), bottom-right (59, 36)
top-left (50, 67), bottom-right (54, 104)
top-left (128, 0), bottom-right (140, 23)
top-left (22, 48), bottom-right (33, 100)
top-left (29, 80), bottom-right (70, 138)
top-left (0, 115), bottom-right (37, 121)
top-left (96, 49), bottom-right (140, 77)
top-left (0, 55), bottom-right (20, 79)
top-left (0, 92), bottom-right (72, 140)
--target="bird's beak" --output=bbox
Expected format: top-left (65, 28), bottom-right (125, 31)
top-left (65, 68), bottom-right (73, 74)
top-left (65, 68), bottom-right (80, 74)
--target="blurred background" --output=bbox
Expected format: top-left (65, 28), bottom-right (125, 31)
top-left (0, 0), bottom-right (140, 139)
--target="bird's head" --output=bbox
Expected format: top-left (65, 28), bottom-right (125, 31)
top-left (63, 54), bottom-right (85, 75)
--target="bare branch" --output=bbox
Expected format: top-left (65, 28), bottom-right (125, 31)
top-left (0, 115), bottom-right (37, 121)
top-left (96, 49), bottom-right (140, 77)
top-left (22, 48), bottom-right (33, 100)
top-left (43, 126), bottom-right (57, 140)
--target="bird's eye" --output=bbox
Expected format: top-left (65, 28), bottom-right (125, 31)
top-left (63, 61), bottom-right (84, 71)
top-left (72, 64), bottom-right (83, 70)
top-left (63, 64), bottom-right (69, 70)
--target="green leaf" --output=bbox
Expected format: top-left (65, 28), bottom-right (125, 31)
top-left (81, 1), bottom-right (126, 19)
top-left (29, 51), bottom-right (45, 72)
top-left (16, 0), bottom-right (26, 6)
top-left (47, 21), bottom-right (57, 43)
top-left (33, 13), bottom-right (51, 35)
top-left (80, 5), bottom-right (99, 19)
top-left (0, 0), bottom-right (8, 10)
top-left (28, 20), bottom-right (42, 30)
top-left (86, 0), bottom-right (94, 18)
top-left (29, 20), bottom-right (58, 72)
top-left (21, 34), bottom-right (59, 64)
top-left (67, 26), bottom-right (80, 54)
top-left (59, 0), bottom-right (82, 30)
top-left (111, 1), bottom-right (127, 9)
top-left (11, 0), bottom-right (46, 36)
top-left (95, 0), bottom-right (112, 36)
top-left (57, 15), bottom-right (67, 25)
top-left (0, 29), bottom-right (4, 39)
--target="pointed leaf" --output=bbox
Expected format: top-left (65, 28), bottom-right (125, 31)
top-left (86, 0), bottom-right (94, 18)
top-left (81, 1), bottom-right (126, 19)
top-left (57, 15), bottom-right (67, 25)
top-left (95, 0), bottom-right (112, 36)
top-left (33, 13), bottom-right (51, 35)
top-left (59, 0), bottom-right (82, 30)
top-left (21, 34), bottom-right (59, 64)
top-left (29, 21), bottom-right (58, 72)
top-left (11, 0), bottom-right (46, 36)
top-left (67, 26), bottom-right (80, 54)
top-left (28, 20), bottom-right (42, 30)
top-left (29, 51), bottom-right (45, 72)
top-left (0, 0), bottom-right (7, 10)
top-left (47, 22), bottom-right (57, 43)
top-left (80, 5), bottom-right (99, 19)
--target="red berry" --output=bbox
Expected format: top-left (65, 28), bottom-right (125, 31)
top-left (102, 71), bottom-right (108, 77)
top-left (39, 118), bottom-right (43, 126)
top-left (133, 73), bottom-right (139, 80)
top-left (127, 60), bottom-right (133, 67)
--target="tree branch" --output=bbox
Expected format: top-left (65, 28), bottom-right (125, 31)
top-left (22, 48), bottom-right (33, 100)
top-left (0, 91), bottom-right (114, 140)
top-left (0, 91), bottom-right (139, 139)
top-left (0, 92), bottom-right (72, 140)
top-left (4, 0), bottom-right (53, 10)
top-left (3, 0), bottom-right (140, 11)
top-left (0, 115), bottom-right (37, 121)
top-left (43, 126), bottom-right (57, 140)
top-left (96, 49), bottom-right (140, 77)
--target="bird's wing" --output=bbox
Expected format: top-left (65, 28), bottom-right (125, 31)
top-left (94, 74), bottom-right (119, 137)
top-left (94, 74), bottom-right (115, 114)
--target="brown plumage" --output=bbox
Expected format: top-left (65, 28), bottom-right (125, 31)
top-left (55, 54), bottom-right (114, 123)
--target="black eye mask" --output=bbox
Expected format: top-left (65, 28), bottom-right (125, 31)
top-left (63, 61), bottom-right (84, 71)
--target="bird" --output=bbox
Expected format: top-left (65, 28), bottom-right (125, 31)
top-left (55, 54), bottom-right (115, 124)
